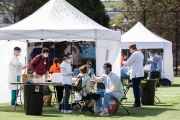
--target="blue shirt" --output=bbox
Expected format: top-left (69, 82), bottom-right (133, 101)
top-left (157, 56), bottom-right (162, 71)
top-left (120, 66), bottom-right (128, 76)
top-left (150, 55), bottom-right (158, 71)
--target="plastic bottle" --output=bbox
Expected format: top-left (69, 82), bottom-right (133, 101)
top-left (147, 71), bottom-right (150, 80)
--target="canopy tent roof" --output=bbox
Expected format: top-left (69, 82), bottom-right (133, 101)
top-left (121, 22), bottom-right (174, 84)
top-left (121, 22), bottom-right (171, 49)
top-left (0, 0), bottom-right (120, 41)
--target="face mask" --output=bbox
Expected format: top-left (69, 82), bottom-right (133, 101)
top-left (43, 54), bottom-right (48, 58)
top-left (18, 53), bottom-right (21, 56)
top-left (130, 50), bottom-right (133, 53)
top-left (67, 59), bottom-right (71, 63)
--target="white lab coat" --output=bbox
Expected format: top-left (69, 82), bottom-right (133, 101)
top-left (8, 55), bottom-right (24, 90)
top-left (124, 51), bottom-right (144, 78)
top-left (61, 61), bottom-right (72, 85)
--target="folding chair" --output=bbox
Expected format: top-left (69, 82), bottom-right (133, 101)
top-left (71, 76), bottom-right (95, 116)
top-left (96, 82), bottom-right (130, 115)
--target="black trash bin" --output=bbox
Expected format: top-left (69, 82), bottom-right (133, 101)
top-left (24, 84), bottom-right (44, 115)
top-left (140, 80), bottom-right (156, 105)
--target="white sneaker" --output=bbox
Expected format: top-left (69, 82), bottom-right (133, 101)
top-left (99, 111), bottom-right (109, 116)
top-left (95, 110), bottom-right (102, 114)
top-left (63, 110), bottom-right (72, 114)
top-left (61, 109), bottom-right (64, 113)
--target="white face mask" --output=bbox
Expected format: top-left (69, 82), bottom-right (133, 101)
top-left (130, 50), bottom-right (133, 53)
top-left (43, 54), bottom-right (48, 58)
top-left (67, 59), bottom-right (71, 63)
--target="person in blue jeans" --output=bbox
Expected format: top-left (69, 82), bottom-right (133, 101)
top-left (91, 62), bottom-right (124, 116)
top-left (123, 44), bottom-right (144, 108)
top-left (60, 52), bottom-right (79, 113)
top-left (121, 65), bottom-right (130, 83)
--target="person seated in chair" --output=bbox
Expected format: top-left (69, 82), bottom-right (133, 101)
top-left (121, 64), bottom-right (130, 83)
top-left (74, 65), bottom-right (91, 100)
top-left (90, 62), bottom-right (124, 116)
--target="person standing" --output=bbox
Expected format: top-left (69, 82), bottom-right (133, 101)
top-left (8, 47), bottom-right (26, 106)
top-left (49, 58), bottom-right (64, 108)
top-left (156, 51), bottom-right (162, 78)
top-left (30, 47), bottom-right (50, 79)
top-left (60, 52), bottom-right (73, 114)
top-left (123, 44), bottom-right (144, 108)
top-left (148, 50), bottom-right (158, 72)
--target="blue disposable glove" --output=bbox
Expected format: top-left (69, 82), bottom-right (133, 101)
top-left (147, 60), bottom-right (152, 64)
top-left (71, 69), bottom-right (79, 77)
top-left (90, 68), bottom-right (94, 74)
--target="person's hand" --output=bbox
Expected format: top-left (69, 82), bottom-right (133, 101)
top-left (90, 68), bottom-right (94, 74)
top-left (33, 71), bottom-right (37, 77)
top-left (23, 65), bottom-right (27, 69)
top-left (46, 71), bottom-right (50, 78)
top-left (71, 69), bottom-right (79, 77)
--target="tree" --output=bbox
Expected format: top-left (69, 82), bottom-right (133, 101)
top-left (17, 0), bottom-right (48, 20)
top-left (66, 0), bottom-right (110, 27)
top-left (123, 0), bottom-right (180, 43)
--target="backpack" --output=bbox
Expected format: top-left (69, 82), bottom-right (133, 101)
top-left (73, 76), bottom-right (85, 92)
top-left (43, 86), bottom-right (52, 95)
top-left (160, 78), bottom-right (171, 86)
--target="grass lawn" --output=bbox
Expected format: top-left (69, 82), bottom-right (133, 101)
top-left (1, 78), bottom-right (180, 120)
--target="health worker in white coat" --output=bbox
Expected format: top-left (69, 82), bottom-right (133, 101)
top-left (123, 44), bottom-right (144, 108)
top-left (60, 52), bottom-right (79, 113)
top-left (8, 47), bottom-right (26, 107)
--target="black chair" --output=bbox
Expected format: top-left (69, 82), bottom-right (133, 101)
top-left (71, 76), bottom-right (96, 116)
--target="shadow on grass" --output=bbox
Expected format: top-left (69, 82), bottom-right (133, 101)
top-left (171, 84), bottom-right (180, 87)
top-left (1, 104), bottom-right (180, 118)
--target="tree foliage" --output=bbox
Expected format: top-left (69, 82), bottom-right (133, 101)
top-left (123, 0), bottom-right (180, 43)
top-left (66, 0), bottom-right (110, 27)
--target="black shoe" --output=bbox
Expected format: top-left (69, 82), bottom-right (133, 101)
top-left (14, 103), bottom-right (21, 106)
top-left (130, 104), bottom-right (141, 108)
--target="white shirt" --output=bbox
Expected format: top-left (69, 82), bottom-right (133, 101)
top-left (92, 72), bottom-right (124, 99)
top-left (124, 51), bottom-right (144, 78)
top-left (61, 61), bottom-right (72, 85)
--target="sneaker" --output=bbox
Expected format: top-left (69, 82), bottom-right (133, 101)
top-left (130, 104), bottom-right (141, 108)
top-left (63, 110), bottom-right (72, 114)
top-left (99, 111), bottom-right (109, 116)
top-left (11, 103), bottom-right (21, 107)
top-left (61, 109), bottom-right (64, 113)
top-left (95, 110), bottom-right (102, 114)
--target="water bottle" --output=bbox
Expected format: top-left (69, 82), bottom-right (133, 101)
top-left (147, 71), bottom-right (150, 80)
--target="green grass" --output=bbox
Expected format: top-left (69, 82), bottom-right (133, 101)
top-left (1, 78), bottom-right (180, 120)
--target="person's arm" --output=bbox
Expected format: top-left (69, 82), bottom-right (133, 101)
top-left (30, 56), bottom-right (39, 73)
top-left (123, 54), bottom-right (135, 66)
top-left (152, 56), bottom-right (158, 64)
top-left (61, 67), bottom-right (70, 76)
top-left (91, 74), bottom-right (103, 82)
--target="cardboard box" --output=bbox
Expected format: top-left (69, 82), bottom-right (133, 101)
top-left (21, 74), bottom-right (30, 83)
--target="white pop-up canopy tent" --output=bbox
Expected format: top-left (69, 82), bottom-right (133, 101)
top-left (0, 0), bottom-right (121, 103)
top-left (121, 22), bottom-right (174, 84)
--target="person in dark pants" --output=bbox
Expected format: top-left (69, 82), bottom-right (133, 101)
top-left (49, 58), bottom-right (64, 108)
top-left (123, 44), bottom-right (144, 108)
